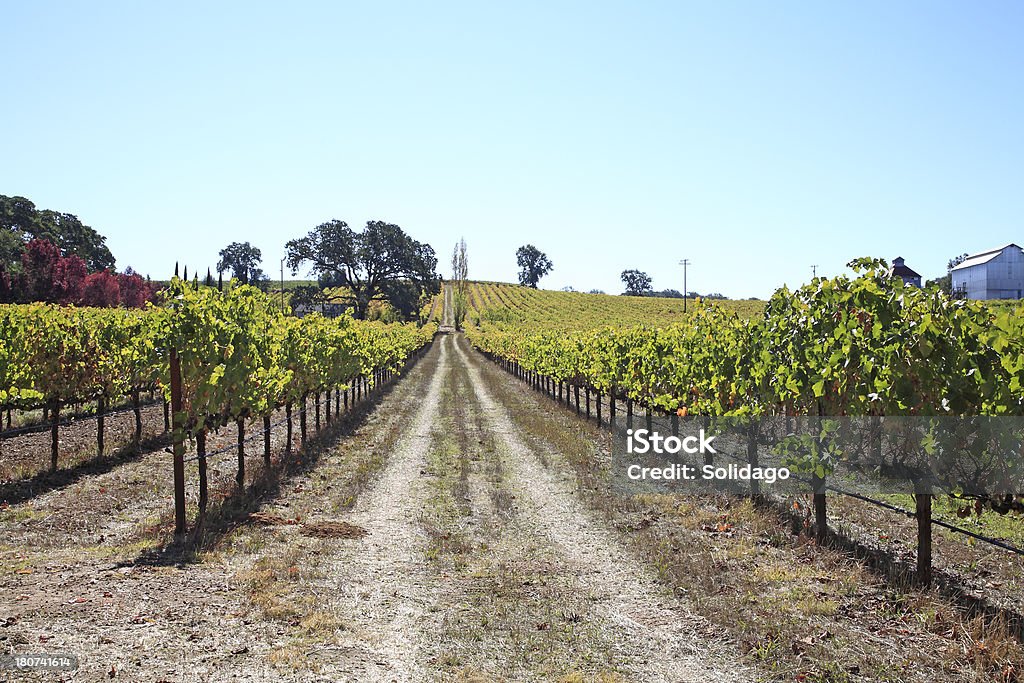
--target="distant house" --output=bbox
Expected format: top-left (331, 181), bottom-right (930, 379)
top-left (950, 244), bottom-right (1024, 300)
top-left (291, 302), bottom-right (350, 318)
top-left (889, 256), bottom-right (922, 287)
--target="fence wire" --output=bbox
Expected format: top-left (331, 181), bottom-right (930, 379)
top-left (0, 399), bottom-right (163, 440)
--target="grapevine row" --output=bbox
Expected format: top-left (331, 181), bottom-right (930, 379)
top-left (1, 279), bottom-right (436, 470)
top-left (467, 260), bottom-right (1024, 420)
top-left (464, 260), bottom-right (1024, 584)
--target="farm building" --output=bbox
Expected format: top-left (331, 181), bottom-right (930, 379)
top-left (950, 244), bottom-right (1024, 300)
top-left (291, 302), bottom-right (350, 318)
top-left (889, 257), bottom-right (921, 287)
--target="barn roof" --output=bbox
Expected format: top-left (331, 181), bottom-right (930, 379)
top-left (890, 257), bottom-right (921, 278)
top-left (951, 244), bottom-right (1022, 271)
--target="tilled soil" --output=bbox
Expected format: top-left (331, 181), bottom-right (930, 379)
top-left (0, 402), bottom-right (168, 487)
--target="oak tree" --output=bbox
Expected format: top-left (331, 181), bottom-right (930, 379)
top-left (286, 220), bottom-right (438, 320)
top-left (516, 244), bottom-right (553, 288)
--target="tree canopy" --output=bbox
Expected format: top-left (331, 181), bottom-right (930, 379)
top-left (516, 244), bottom-right (553, 288)
top-left (620, 269), bottom-right (653, 296)
top-left (451, 238), bottom-right (469, 329)
top-left (0, 237), bottom-right (153, 307)
top-left (285, 219), bottom-right (438, 320)
top-left (217, 241), bottom-right (266, 286)
top-left (926, 252), bottom-right (970, 295)
top-left (1, 194), bottom-right (114, 271)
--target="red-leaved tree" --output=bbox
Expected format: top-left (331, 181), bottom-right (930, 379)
top-left (20, 238), bottom-right (63, 302)
top-left (117, 271), bottom-right (152, 308)
top-left (82, 270), bottom-right (121, 307)
top-left (8, 238), bottom-right (154, 308)
top-left (52, 254), bottom-right (87, 304)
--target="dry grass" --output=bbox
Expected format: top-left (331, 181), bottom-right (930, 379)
top-left (241, 546), bottom-right (311, 622)
top-left (237, 538), bottom-right (347, 676)
top-left (557, 673), bottom-right (629, 683)
top-left (420, 371), bottom-right (477, 566)
top-left (267, 644), bottom-right (322, 673)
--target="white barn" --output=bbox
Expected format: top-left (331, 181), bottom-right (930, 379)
top-left (950, 244), bottom-right (1024, 300)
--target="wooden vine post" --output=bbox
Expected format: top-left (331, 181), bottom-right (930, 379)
top-left (132, 388), bottom-right (142, 444)
top-left (197, 429), bottom-right (208, 517)
top-left (812, 483), bottom-right (827, 544)
top-left (170, 349), bottom-right (186, 538)
top-left (916, 492), bottom-right (933, 586)
top-left (811, 403), bottom-right (827, 543)
top-left (703, 418), bottom-right (713, 467)
top-left (747, 423), bottom-right (760, 500)
top-left (285, 402), bottom-right (293, 454)
top-left (49, 401), bottom-right (60, 472)
top-left (96, 397), bottom-right (105, 456)
top-left (236, 418), bottom-right (245, 486)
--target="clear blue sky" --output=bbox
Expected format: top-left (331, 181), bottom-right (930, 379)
top-left (3, 1), bottom-right (1022, 298)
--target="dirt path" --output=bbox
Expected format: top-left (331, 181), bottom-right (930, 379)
top-left (261, 332), bottom-right (750, 680)
top-left (299, 333), bottom-right (451, 681)
top-left (447, 334), bottom-right (750, 682)
top-left (0, 333), bottom-right (753, 682)
top-left (439, 282), bottom-right (455, 332)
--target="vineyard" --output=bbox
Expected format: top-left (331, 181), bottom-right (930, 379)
top-left (0, 279), bottom-right (435, 534)
top-left (462, 280), bottom-right (765, 328)
top-left (462, 265), bottom-right (1024, 601)
top-left (462, 266), bottom-right (1023, 422)
top-left (3, 270), bottom-right (1024, 681)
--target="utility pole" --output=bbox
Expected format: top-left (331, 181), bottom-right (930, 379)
top-left (811, 264), bottom-right (818, 279)
top-left (679, 259), bottom-right (690, 313)
top-left (278, 259), bottom-right (286, 313)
